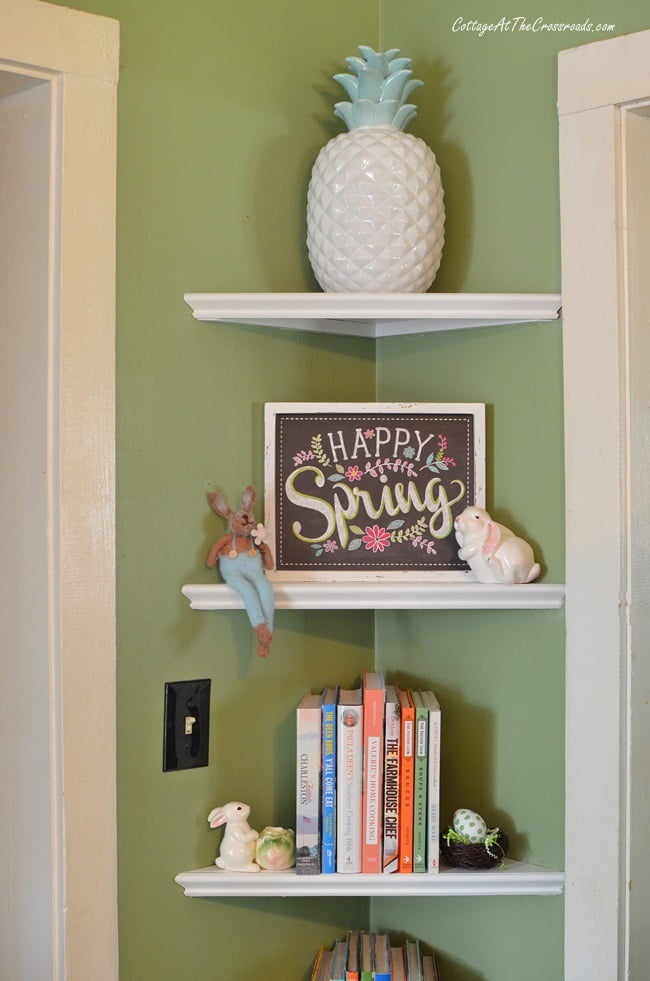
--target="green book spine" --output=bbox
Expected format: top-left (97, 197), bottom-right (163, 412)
top-left (411, 691), bottom-right (428, 872)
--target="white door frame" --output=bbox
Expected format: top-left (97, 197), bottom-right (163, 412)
top-left (559, 29), bottom-right (650, 979)
top-left (0, 1), bottom-right (119, 976)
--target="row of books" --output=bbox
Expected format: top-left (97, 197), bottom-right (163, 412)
top-left (296, 671), bottom-right (441, 875)
top-left (312, 931), bottom-right (441, 981)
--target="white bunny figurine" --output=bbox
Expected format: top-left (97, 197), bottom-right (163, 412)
top-left (208, 801), bottom-right (260, 872)
top-left (454, 506), bottom-right (541, 584)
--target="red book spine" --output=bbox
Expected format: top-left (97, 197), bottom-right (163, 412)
top-left (398, 689), bottom-right (415, 873)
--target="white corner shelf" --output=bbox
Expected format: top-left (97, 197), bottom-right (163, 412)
top-left (175, 860), bottom-right (564, 898)
top-left (181, 581), bottom-right (565, 612)
top-left (179, 289), bottom-right (566, 908)
top-left (184, 292), bottom-right (562, 339)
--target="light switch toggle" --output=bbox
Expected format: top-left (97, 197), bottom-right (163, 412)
top-left (184, 715), bottom-right (197, 735)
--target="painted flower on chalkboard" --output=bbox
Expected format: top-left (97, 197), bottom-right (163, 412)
top-left (345, 464), bottom-right (363, 481)
top-left (323, 540), bottom-right (339, 553)
top-left (362, 524), bottom-right (392, 552)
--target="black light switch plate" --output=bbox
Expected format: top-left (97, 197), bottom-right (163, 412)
top-left (163, 678), bottom-right (211, 771)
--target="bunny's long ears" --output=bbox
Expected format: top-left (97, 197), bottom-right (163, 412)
top-left (240, 485), bottom-right (256, 511)
top-left (482, 520), bottom-right (502, 558)
top-left (208, 492), bottom-right (231, 518)
top-left (208, 486), bottom-right (257, 517)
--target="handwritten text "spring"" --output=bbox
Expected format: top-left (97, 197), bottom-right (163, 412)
top-left (285, 466), bottom-right (466, 548)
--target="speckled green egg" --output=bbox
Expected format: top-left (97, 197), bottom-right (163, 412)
top-left (453, 808), bottom-right (487, 843)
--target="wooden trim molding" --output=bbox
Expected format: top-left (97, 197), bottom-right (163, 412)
top-left (0, 2), bottom-right (119, 978)
top-left (559, 28), bottom-right (650, 979)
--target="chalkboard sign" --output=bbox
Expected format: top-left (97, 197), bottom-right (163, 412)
top-left (264, 403), bottom-right (485, 581)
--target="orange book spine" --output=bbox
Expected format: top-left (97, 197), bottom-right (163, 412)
top-left (398, 689), bottom-right (415, 872)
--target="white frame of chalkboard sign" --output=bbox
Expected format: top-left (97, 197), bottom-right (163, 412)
top-left (264, 402), bottom-right (486, 582)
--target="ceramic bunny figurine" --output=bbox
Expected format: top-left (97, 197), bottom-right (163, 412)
top-left (208, 801), bottom-right (260, 873)
top-left (206, 485), bottom-right (275, 657)
top-left (454, 506), bottom-right (541, 584)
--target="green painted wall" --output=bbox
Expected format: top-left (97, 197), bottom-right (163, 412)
top-left (44, 0), bottom-right (649, 978)
top-left (111, 5), bottom-right (381, 978)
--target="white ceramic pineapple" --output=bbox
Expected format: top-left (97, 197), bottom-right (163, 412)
top-left (307, 45), bottom-right (445, 294)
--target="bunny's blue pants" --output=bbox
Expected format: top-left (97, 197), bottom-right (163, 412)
top-left (219, 552), bottom-right (274, 630)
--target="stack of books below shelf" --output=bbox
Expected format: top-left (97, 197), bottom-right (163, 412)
top-left (311, 931), bottom-right (441, 980)
top-left (296, 672), bottom-right (441, 876)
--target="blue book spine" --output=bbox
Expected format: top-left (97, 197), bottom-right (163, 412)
top-left (321, 687), bottom-right (338, 873)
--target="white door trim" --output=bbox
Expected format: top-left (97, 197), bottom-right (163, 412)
top-left (559, 29), bottom-right (650, 979)
top-left (0, 1), bottom-right (119, 977)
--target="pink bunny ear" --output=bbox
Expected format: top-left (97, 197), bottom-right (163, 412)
top-left (240, 485), bottom-right (256, 511)
top-left (209, 810), bottom-right (226, 828)
top-left (208, 492), bottom-right (232, 518)
top-left (482, 520), bottom-right (502, 558)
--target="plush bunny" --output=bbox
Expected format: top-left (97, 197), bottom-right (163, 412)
top-left (208, 801), bottom-right (260, 873)
top-left (454, 506), bottom-right (541, 584)
top-left (206, 485), bottom-right (275, 657)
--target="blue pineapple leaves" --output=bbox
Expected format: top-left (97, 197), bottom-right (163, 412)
top-left (357, 66), bottom-right (386, 101)
top-left (380, 69), bottom-right (419, 103)
top-left (357, 45), bottom-right (406, 74)
top-left (332, 45), bottom-right (422, 132)
top-left (333, 72), bottom-right (359, 101)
